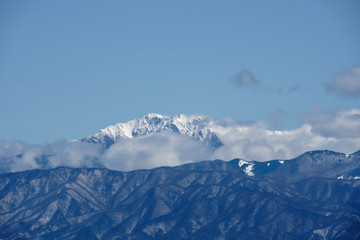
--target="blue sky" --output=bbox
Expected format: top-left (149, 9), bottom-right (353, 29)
top-left (1, 0), bottom-right (360, 144)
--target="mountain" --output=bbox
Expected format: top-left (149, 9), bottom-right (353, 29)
top-left (0, 114), bottom-right (225, 173)
top-left (1, 150), bottom-right (359, 239)
top-left (234, 150), bottom-right (360, 182)
top-left (83, 113), bottom-right (223, 149)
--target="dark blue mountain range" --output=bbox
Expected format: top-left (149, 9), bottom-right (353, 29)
top-left (0, 150), bottom-right (359, 239)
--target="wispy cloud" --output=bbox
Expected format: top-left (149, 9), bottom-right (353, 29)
top-left (229, 70), bottom-right (301, 96)
top-left (0, 141), bottom-right (102, 172)
top-left (299, 107), bottom-right (360, 138)
top-left (209, 117), bottom-right (360, 162)
top-left (325, 65), bottom-right (360, 98)
top-left (287, 85), bottom-right (301, 93)
top-left (275, 86), bottom-right (302, 95)
top-left (268, 110), bottom-right (290, 129)
top-left (230, 70), bottom-right (261, 88)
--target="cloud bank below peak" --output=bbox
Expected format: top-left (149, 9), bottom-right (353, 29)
top-left (0, 109), bottom-right (360, 173)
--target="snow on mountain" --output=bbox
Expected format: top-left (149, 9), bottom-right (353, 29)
top-left (232, 149), bottom-right (360, 182)
top-left (238, 159), bottom-right (255, 176)
top-left (1, 151), bottom-right (360, 239)
top-left (83, 113), bottom-right (223, 149)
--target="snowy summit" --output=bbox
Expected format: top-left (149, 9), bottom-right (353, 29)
top-left (83, 113), bottom-right (223, 149)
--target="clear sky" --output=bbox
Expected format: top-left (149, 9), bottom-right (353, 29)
top-left (1, 0), bottom-right (360, 144)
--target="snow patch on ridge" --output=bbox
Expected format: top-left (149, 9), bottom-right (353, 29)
top-left (238, 159), bottom-right (255, 177)
top-left (238, 159), bottom-right (249, 168)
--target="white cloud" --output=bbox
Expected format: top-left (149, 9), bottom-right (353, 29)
top-left (0, 141), bottom-right (43, 172)
top-left (0, 141), bottom-right (102, 172)
top-left (207, 110), bottom-right (360, 162)
top-left (325, 65), bottom-right (360, 97)
top-left (9, 146), bottom-right (43, 172)
top-left (0, 141), bottom-right (21, 158)
top-left (46, 141), bottom-right (102, 168)
top-left (300, 107), bottom-right (360, 138)
top-left (211, 121), bottom-right (360, 162)
top-left (100, 132), bottom-right (212, 171)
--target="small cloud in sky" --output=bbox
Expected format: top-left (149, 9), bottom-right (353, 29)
top-left (325, 65), bottom-right (360, 98)
top-left (230, 70), bottom-right (261, 88)
top-left (229, 70), bottom-right (301, 96)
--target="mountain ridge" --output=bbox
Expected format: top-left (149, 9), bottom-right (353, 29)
top-left (0, 150), bottom-right (359, 239)
top-left (82, 113), bottom-right (223, 149)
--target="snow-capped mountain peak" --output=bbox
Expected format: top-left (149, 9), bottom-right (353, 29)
top-left (83, 113), bottom-right (223, 149)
